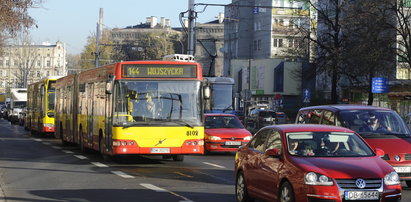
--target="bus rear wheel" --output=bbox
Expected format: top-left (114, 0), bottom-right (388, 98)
top-left (172, 155), bottom-right (184, 161)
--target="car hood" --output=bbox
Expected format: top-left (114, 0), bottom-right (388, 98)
top-left (364, 138), bottom-right (411, 154)
top-left (205, 128), bottom-right (251, 138)
top-left (291, 157), bottom-right (392, 178)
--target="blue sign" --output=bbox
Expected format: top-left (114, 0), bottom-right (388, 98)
top-left (253, 7), bottom-right (259, 14)
top-left (303, 88), bottom-right (310, 103)
top-left (372, 77), bottom-right (389, 93)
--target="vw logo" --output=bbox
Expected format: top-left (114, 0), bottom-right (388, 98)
top-left (355, 179), bottom-right (366, 189)
top-left (394, 155), bottom-right (401, 162)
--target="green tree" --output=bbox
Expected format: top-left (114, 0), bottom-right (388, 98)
top-left (116, 31), bottom-right (176, 61)
top-left (79, 29), bottom-right (120, 69)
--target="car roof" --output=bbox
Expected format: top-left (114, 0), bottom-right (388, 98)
top-left (299, 104), bottom-right (391, 112)
top-left (204, 113), bottom-right (237, 117)
top-left (260, 124), bottom-right (355, 133)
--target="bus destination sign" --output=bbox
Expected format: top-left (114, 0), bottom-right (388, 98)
top-left (122, 64), bottom-right (197, 78)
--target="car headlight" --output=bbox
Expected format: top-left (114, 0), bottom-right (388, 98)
top-left (208, 136), bottom-right (222, 141)
top-left (384, 171), bottom-right (400, 185)
top-left (304, 172), bottom-right (333, 186)
top-left (243, 136), bottom-right (252, 141)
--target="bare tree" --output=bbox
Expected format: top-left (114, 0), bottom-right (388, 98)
top-left (343, 0), bottom-right (396, 105)
top-left (391, 0), bottom-right (411, 77)
top-left (9, 32), bottom-right (40, 88)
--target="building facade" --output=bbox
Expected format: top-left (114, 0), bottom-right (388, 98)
top-left (0, 41), bottom-right (67, 94)
top-left (195, 13), bottom-right (225, 77)
top-left (224, 0), bottom-right (309, 114)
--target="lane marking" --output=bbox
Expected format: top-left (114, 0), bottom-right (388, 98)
top-left (74, 155), bottom-right (88, 160)
top-left (33, 138), bottom-right (42, 142)
top-left (140, 183), bottom-right (167, 192)
top-left (140, 183), bottom-right (193, 202)
top-left (42, 142), bottom-right (51, 145)
top-left (202, 162), bottom-right (226, 169)
top-left (111, 171), bottom-right (135, 179)
top-left (91, 162), bottom-right (109, 168)
top-left (174, 171), bottom-right (193, 178)
top-left (52, 146), bottom-right (62, 150)
top-left (62, 150), bottom-right (74, 154)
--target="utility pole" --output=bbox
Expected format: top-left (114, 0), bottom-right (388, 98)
top-left (95, 8), bottom-right (103, 68)
top-left (187, 0), bottom-right (196, 55)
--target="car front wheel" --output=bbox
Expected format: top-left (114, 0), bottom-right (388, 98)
top-left (280, 181), bottom-right (295, 202)
top-left (235, 171), bottom-right (254, 202)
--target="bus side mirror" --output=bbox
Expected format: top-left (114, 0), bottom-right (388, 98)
top-left (106, 74), bottom-right (116, 94)
top-left (204, 86), bottom-right (210, 99)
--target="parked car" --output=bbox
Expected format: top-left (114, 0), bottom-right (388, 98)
top-left (245, 109), bottom-right (288, 133)
top-left (296, 104), bottom-right (411, 187)
top-left (204, 113), bottom-right (252, 153)
top-left (235, 124), bottom-right (401, 202)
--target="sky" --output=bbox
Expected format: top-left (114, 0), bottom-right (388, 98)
top-left (28, 0), bottom-right (232, 55)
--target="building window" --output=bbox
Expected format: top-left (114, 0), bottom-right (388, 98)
top-left (0, 60), bottom-right (2, 66)
top-left (47, 71), bottom-right (50, 76)
top-left (254, 40), bottom-right (258, 51)
top-left (274, 62), bottom-right (284, 92)
top-left (37, 60), bottom-right (41, 66)
top-left (273, 38), bottom-right (284, 48)
top-left (6, 60), bottom-right (9, 66)
top-left (257, 40), bottom-right (261, 50)
top-left (47, 60), bottom-right (51, 67)
top-left (37, 71), bottom-right (40, 77)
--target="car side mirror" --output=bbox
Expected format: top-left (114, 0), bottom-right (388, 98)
top-left (265, 148), bottom-right (281, 158)
top-left (374, 148), bottom-right (385, 157)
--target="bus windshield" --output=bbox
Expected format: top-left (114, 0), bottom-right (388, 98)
top-left (113, 80), bottom-right (202, 126)
top-left (211, 84), bottom-right (233, 110)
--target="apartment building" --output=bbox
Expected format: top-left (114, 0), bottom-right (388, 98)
top-left (0, 41), bottom-right (67, 94)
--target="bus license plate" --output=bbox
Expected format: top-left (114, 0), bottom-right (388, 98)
top-left (150, 148), bottom-right (170, 153)
top-left (345, 191), bottom-right (379, 200)
top-left (393, 166), bottom-right (411, 173)
top-left (225, 141), bottom-right (241, 146)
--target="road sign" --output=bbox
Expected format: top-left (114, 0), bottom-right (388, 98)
top-left (303, 88), bottom-right (310, 103)
top-left (372, 77), bottom-right (389, 93)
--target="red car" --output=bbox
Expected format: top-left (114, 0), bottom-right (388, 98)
top-left (204, 113), bottom-right (252, 153)
top-left (235, 124), bottom-right (401, 202)
top-left (296, 104), bottom-right (411, 187)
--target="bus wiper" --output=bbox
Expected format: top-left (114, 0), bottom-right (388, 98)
top-left (173, 119), bottom-right (194, 129)
top-left (223, 104), bottom-right (233, 112)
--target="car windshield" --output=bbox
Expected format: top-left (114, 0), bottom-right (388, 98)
top-left (260, 111), bottom-right (276, 118)
top-left (339, 110), bottom-right (411, 137)
top-left (286, 132), bottom-right (374, 157)
top-left (113, 80), bottom-right (202, 127)
top-left (205, 115), bottom-right (244, 129)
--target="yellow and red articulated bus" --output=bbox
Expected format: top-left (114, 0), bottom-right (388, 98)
top-left (55, 61), bottom-right (205, 161)
top-left (26, 76), bottom-right (62, 136)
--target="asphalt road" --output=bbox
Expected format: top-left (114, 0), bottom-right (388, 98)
top-left (0, 118), bottom-right (410, 202)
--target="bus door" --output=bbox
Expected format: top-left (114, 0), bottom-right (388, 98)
top-left (86, 83), bottom-right (94, 146)
top-left (105, 83), bottom-right (114, 152)
top-left (65, 86), bottom-right (71, 139)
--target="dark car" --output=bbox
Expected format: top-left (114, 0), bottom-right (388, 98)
top-left (245, 109), bottom-right (288, 133)
top-left (296, 104), bottom-right (411, 187)
top-left (235, 124), bottom-right (401, 202)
